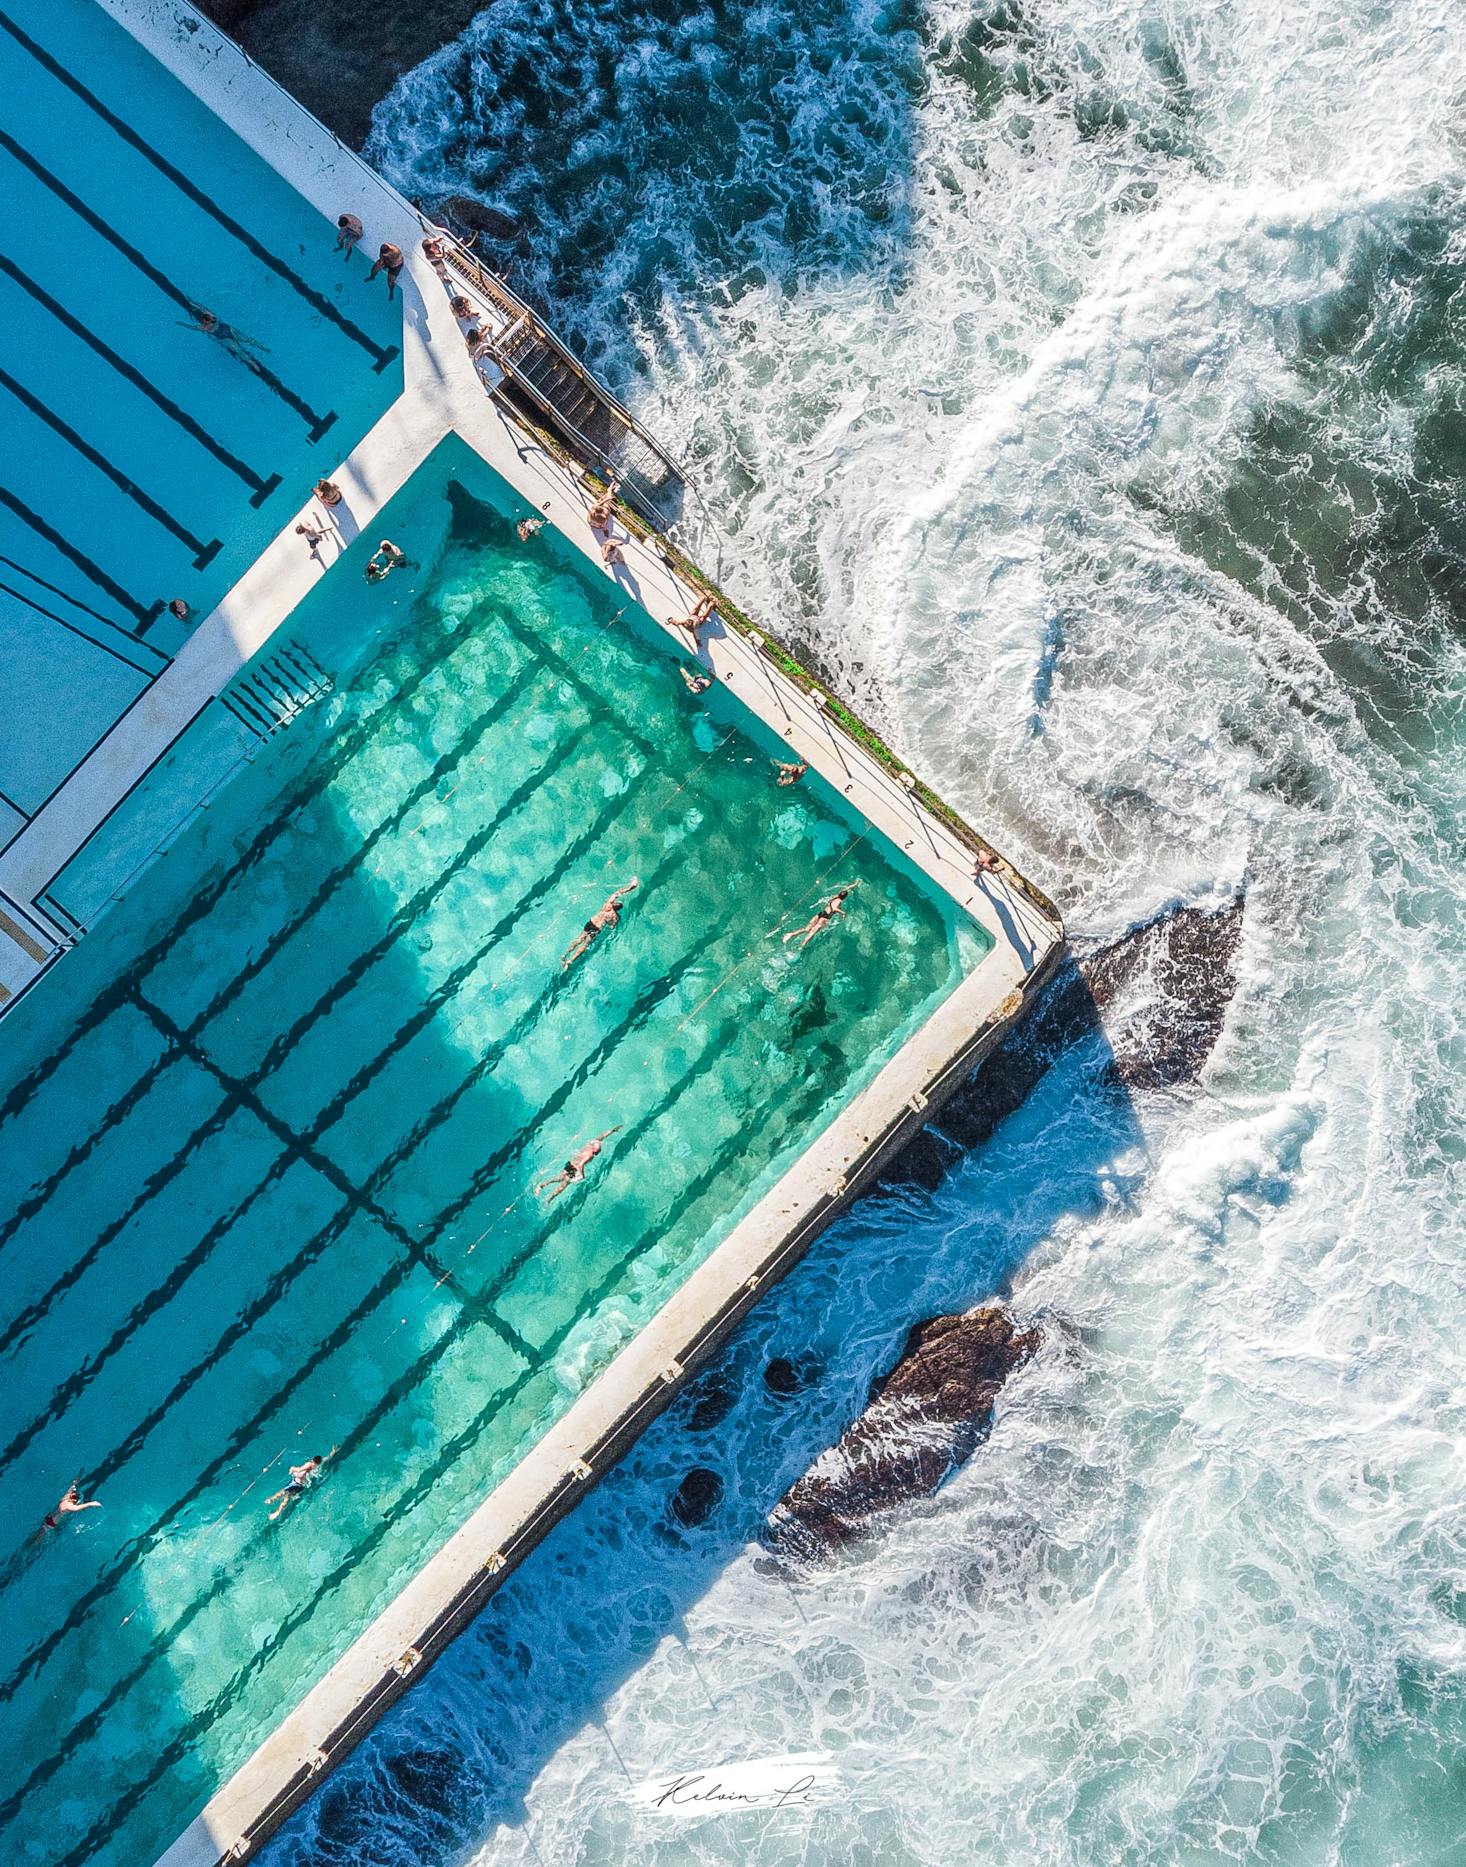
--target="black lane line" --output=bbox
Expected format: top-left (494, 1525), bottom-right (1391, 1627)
top-left (0, 601), bottom-right (478, 1133)
top-left (0, 548), bottom-right (147, 635)
top-left (0, 485), bottom-right (161, 629)
top-left (0, 1121), bottom-right (292, 1474)
top-left (0, 818), bottom-right (739, 1707)
top-left (182, 660), bottom-right (542, 1039)
top-left (238, 718), bottom-right (599, 1087)
top-left (0, 1088), bottom-right (231, 1369)
top-left (0, 1055), bottom-right (175, 1256)
top-left (0, 364), bottom-right (223, 569)
top-left (0, 784), bottom-right (697, 1700)
top-left (30, 1001), bottom-right (765, 1861)
top-left (141, 996), bottom-right (506, 1328)
top-left (0, 255), bottom-right (281, 505)
top-left (0, 577), bottom-right (159, 677)
top-left (0, 11), bottom-right (398, 373)
top-left (0, 130), bottom-right (337, 439)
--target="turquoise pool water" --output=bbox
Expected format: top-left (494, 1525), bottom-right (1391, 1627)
top-left (0, 438), bottom-right (991, 1866)
top-left (0, 0), bottom-right (401, 827)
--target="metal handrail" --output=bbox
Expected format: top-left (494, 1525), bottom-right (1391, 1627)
top-left (164, 3), bottom-right (704, 535)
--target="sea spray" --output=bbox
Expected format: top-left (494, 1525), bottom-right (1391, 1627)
top-left (268, 1), bottom-right (1466, 1862)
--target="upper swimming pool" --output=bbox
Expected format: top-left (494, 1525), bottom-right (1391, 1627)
top-left (0, 436), bottom-right (992, 1867)
top-left (0, 0), bottom-right (402, 836)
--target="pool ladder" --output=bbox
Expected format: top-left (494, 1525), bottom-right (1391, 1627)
top-left (221, 639), bottom-right (334, 741)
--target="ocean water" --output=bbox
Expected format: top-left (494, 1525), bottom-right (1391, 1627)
top-left (266, 2), bottom-right (1466, 1863)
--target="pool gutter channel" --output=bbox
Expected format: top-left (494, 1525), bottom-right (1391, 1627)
top-left (0, 2), bottom-right (1067, 1857)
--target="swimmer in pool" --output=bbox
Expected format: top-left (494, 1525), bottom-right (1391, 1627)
top-left (41, 1483), bottom-right (100, 1532)
top-left (535, 1129), bottom-right (621, 1202)
top-left (267, 1451), bottom-right (335, 1521)
top-left (773, 760), bottom-right (807, 787)
top-left (781, 884), bottom-right (857, 951)
top-left (561, 880), bottom-right (640, 970)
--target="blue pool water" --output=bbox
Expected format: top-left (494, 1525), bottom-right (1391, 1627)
top-left (0, 436), bottom-right (990, 1867)
top-left (0, 0), bottom-right (401, 828)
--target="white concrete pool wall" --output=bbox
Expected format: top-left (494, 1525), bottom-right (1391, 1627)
top-left (0, 4), bottom-right (1066, 1859)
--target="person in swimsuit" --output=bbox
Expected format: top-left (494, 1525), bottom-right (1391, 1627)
top-left (773, 760), bottom-right (807, 787)
top-left (267, 1451), bottom-right (334, 1522)
top-left (295, 520), bottom-right (328, 555)
top-left (517, 505), bottom-right (549, 542)
top-left (41, 1483), bottom-right (100, 1531)
top-left (181, 304), bottom-right (270, 365)
top-left (335, 213), bottom-right (364, 258)
top-left (449, 294), bottom-right (475, 319)
top-left (680, 665), bottom-right (712, 695)
top-left (368, 242), bottom-right (406, 297)
top-left (601, 535), bottom-right (625, 568)
top-left (365, 539), bottom-right (407, 584)
top-left (782, 883), bottom-right (857, 951)
top-left (535, 1129), bottom-right (621, 1202)
top-left (168, 598), bottom-right (192, 623)
top-left (421, 235), bottom-right (450, 281)
top-left (669, 594), bottom-right (716, 640)
top-left (586, 479), bottom-right (619, 531)
top-left (561, 879), bottom-right (640, 970)
top-left (314, 479), bottom-right (344, 508)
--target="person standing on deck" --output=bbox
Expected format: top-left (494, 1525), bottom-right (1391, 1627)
top-left (561, 880), bottom-right (640, 969)
top-left (535, 1129), bottom-right (621, 1202)
top-left (782, 883), bottom-right (858, 951)
top-left (368, 242), bottom-right (406, 297)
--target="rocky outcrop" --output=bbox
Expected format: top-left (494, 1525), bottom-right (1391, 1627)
top-left (881, 896), bottom-right (1245, 1189)
top-left (765, 1306), bottom-right (1038, 1562)
top-left (196, 0), bottom-right (487, 149)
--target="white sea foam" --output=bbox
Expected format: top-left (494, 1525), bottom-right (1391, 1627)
top-left (266, 3), bottom-right (1466, 1863)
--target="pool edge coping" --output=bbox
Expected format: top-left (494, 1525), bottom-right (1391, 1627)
top-left (155, 935), bottom-right (1062, 1867)
top-left (0, 4), bottom-right (1071, 1859)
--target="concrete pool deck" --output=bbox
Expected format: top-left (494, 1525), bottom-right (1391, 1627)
top-left (2, 3), bottom-right (1065, 1861)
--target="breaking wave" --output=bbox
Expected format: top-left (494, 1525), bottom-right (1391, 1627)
top-left (267, 2), bottom-right (1466, 1862)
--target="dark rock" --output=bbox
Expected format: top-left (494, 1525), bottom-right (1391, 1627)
top-left (685, 1367), bottom-right (737, 1433)
top-left (196, 0), bottom-right (492, 149)
top-left (763, 1356), bottom-right (803, 1398)
top-left (939, 895), bottom-right (1245, 1152)
top-left (873, 1123), bottom-right (962, 1194)
top-left (766, 1306), bottom-right (1038, 1561)
top-left (433, 193), bottom-right (521, 244)
top-left (670, 1467), bottom-right (723, 1528)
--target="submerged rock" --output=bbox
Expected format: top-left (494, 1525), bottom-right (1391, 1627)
top-left (670, 1466), bottom-right (723, 1528)
top-left (765, 1306), bottom-right (1038, 1562)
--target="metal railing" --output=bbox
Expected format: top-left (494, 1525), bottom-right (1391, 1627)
top-left (163, 2), bottom-right (700, 537)
top-left (438, 241), bottom-right (697, 534)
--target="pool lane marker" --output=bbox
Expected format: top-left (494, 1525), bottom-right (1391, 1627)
top-left (0, 254), bottom-right (282, 506)
top-left (0, 363), bottom-right (223, 569)
top-left (0, 573), bottom-right (161, 678)
top-left (0, 129), bottom-right (337, 441)
top-left (0, 10), bottom-right (399, 375)
top-left (0, 485), bottom-right (162, 630)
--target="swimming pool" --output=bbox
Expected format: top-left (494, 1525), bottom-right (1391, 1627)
top-left (0, 0), bottom-right (401, 828)
top-left (0, 436), bottom-right (992, 1866)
